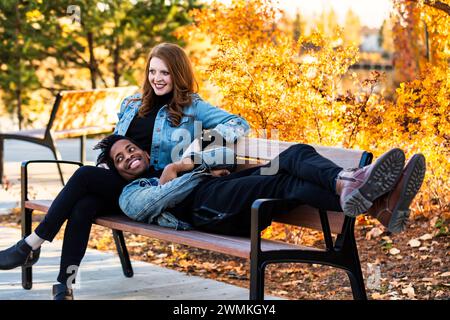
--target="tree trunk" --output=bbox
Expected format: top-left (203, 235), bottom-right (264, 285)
top-left (16, 89), bottom-right (23, 130)
top-left (14, 2), bottom-right (23, 129)
top-left (113, 37), bottom-right (120, 87)
top-left (406, 0), bottom-right (450, 16)
top-left (423, 0), bottom-right (450, 15)
top-left (87, 31), bottom-right (97, 89)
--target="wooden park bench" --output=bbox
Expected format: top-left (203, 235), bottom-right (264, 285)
top-left (0, 86), bottom-right (138, 183)
top-left (20, 137), bottom-right (373, 300)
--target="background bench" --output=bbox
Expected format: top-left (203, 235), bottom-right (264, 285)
top-left (0, 86), bottom-right (138, 184)
top-left (20, 137), bottom-right (373, 300)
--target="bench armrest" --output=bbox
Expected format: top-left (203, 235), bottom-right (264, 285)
top-left (21, 160), bottom-right (83, 202)
top-left (251, 198), bottom-right (300, 223)
top-left (250, 198), bottom-right (337, 251)
top-left (250, 198), bottom-right (300, 254)
top-left (21, 159), bottom-right (84, 168)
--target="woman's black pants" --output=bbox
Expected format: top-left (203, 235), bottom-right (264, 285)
top-left (191, 144), bottom-right (344, 236)
top-left (34, 166), bottom-right (127, 285)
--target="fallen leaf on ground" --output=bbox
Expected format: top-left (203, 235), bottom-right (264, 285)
top-left (420, 277), bottom-right (434, 282)
top-left (402, 285), bottom-right (416, 298)
top-left (432, 258), bottom-right (442, 264)
top-left (366, 227), bottom-right (384, 240)
top-left (439, 272), bottom-right (450, 278)
top-left (419, 233), bottom-right (433, 241)
top-left (371, 293), bottom-right (386, 300)
top-left (273, 290), bottom-right (289, 295)
top-left (408, 239), bottom-right (421, 248)
top-left (389, 248), bottom-right (400, 255)
top-left (429, 217), bottom-right (438, 228)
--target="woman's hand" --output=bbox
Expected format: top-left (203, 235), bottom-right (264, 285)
top-left (159, 158), bottom-right (195, 185)
top-left (159, 164), bottom-right (179, 185)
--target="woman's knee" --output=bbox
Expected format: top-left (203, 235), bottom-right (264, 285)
top-left (68, 165), bottom-right (109, 187)
top-left (72, 166), bottom-right (101, 180)
top-left (284, 143), bottom-right (316, 156)
top-left (69, 196), bottom-right (103, 223)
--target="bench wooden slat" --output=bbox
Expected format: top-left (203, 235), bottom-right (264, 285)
top-left (51, 86), bottom-right (138, 132)
top-left (24, 200), bottom-right (322, 259)
top-left (52, 125), bottom-right (115, 139)
top-left (273, 205), bottom-right (344, 235)
top-left (26, 197), bottom-right (345, 236)
top-left (236, 137), bottom-right (365, 169)
top-left (25, 200), bottom-right (53, 213)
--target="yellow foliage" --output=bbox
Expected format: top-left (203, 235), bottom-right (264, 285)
top-left (177, 0), bottom-right (449, 223)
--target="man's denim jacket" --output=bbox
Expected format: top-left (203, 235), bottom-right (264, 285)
top-left (114, 93), bottom-right (250, 170)
top-left (119, 146), bottom-right (236, 230)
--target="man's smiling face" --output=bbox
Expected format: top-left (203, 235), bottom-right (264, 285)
top-left (110, 139), bottom-right (150, 180)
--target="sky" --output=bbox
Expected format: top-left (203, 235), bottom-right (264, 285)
top-left (205, 0), bottom-right (394, 29)
top-left (276, 0), bottom-right (393, 28)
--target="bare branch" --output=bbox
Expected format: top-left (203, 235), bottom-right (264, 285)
top-left (406, 0), bottom-right (450, 16)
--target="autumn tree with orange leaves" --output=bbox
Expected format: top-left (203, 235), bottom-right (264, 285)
top-left (177, 0), bottom-right (449, 223)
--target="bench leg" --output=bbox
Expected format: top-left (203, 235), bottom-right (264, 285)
top-left (80, 135), bottom-right (86, 164)
top-left (47, 140), bottom-right (65, 186)
top-left (21, 207), bottom-right (33, 290)
top-left (112, 230), bottom-right (134, 278)
top-left (250, 260), bottom-right (266, 300)
top-left (0, 138), bottom-right (4, 184)
top-left (346, 266), bottom-right (367, 300)
top-left (344, 232), bottom-right (367, 300)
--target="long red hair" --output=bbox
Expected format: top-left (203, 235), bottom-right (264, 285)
top-left (137, 43), bottom-right (198, 126)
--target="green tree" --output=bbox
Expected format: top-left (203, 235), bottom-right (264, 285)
top-left (0, 0), bottom-right (53, 129)
top-left (0, 0), bottom-right (202, 127)
top-left (105, 0), bottom-right (202, 87)
top-left (47, 0), bottom-right (202, 88)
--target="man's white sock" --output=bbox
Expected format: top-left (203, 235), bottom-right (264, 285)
top-left (24, 232), bottom-right (45, 250)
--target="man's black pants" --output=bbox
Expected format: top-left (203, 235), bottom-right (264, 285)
top-left (191, 144), bottom-right (344, 236)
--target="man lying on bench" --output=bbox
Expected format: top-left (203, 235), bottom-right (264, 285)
top-left (95, 134), bottom-right (426, 237)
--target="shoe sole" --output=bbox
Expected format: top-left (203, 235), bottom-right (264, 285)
top-left (388, 154), bottom-right (426, 233)
top-left (343, 148), bottom-right (405, 217)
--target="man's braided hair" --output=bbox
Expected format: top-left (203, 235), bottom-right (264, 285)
top-left (93, 135), bottom-right (140, 171)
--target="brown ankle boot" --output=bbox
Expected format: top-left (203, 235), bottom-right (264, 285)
top-left (368, 153), bottom-right (426, 233)
top-left (337, 148), bottom-right (405, 217)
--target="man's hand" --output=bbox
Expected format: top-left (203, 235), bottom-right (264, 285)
top-left (210, 169), bottom-right (230, 177)
top-left (159, 158), bottom-right (195, 185)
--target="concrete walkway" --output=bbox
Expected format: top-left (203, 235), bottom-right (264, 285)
top-left (0, 227), bottom-right (278, 300)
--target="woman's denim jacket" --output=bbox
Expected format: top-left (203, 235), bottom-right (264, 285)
top-left (115, 93), bottom-right (249, 229)
top-left (114, 93), bottom-right (250, 171)
top-left (119, 146), bottom-right (236, 230)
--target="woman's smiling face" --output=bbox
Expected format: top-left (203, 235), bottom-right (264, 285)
top-left (148, 57), bottom-right (173, 96)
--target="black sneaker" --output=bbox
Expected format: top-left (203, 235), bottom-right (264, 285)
top-left (52, 283), bottom-right (74, 300)
top-left (0, 239), bottom-right (41, 270)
